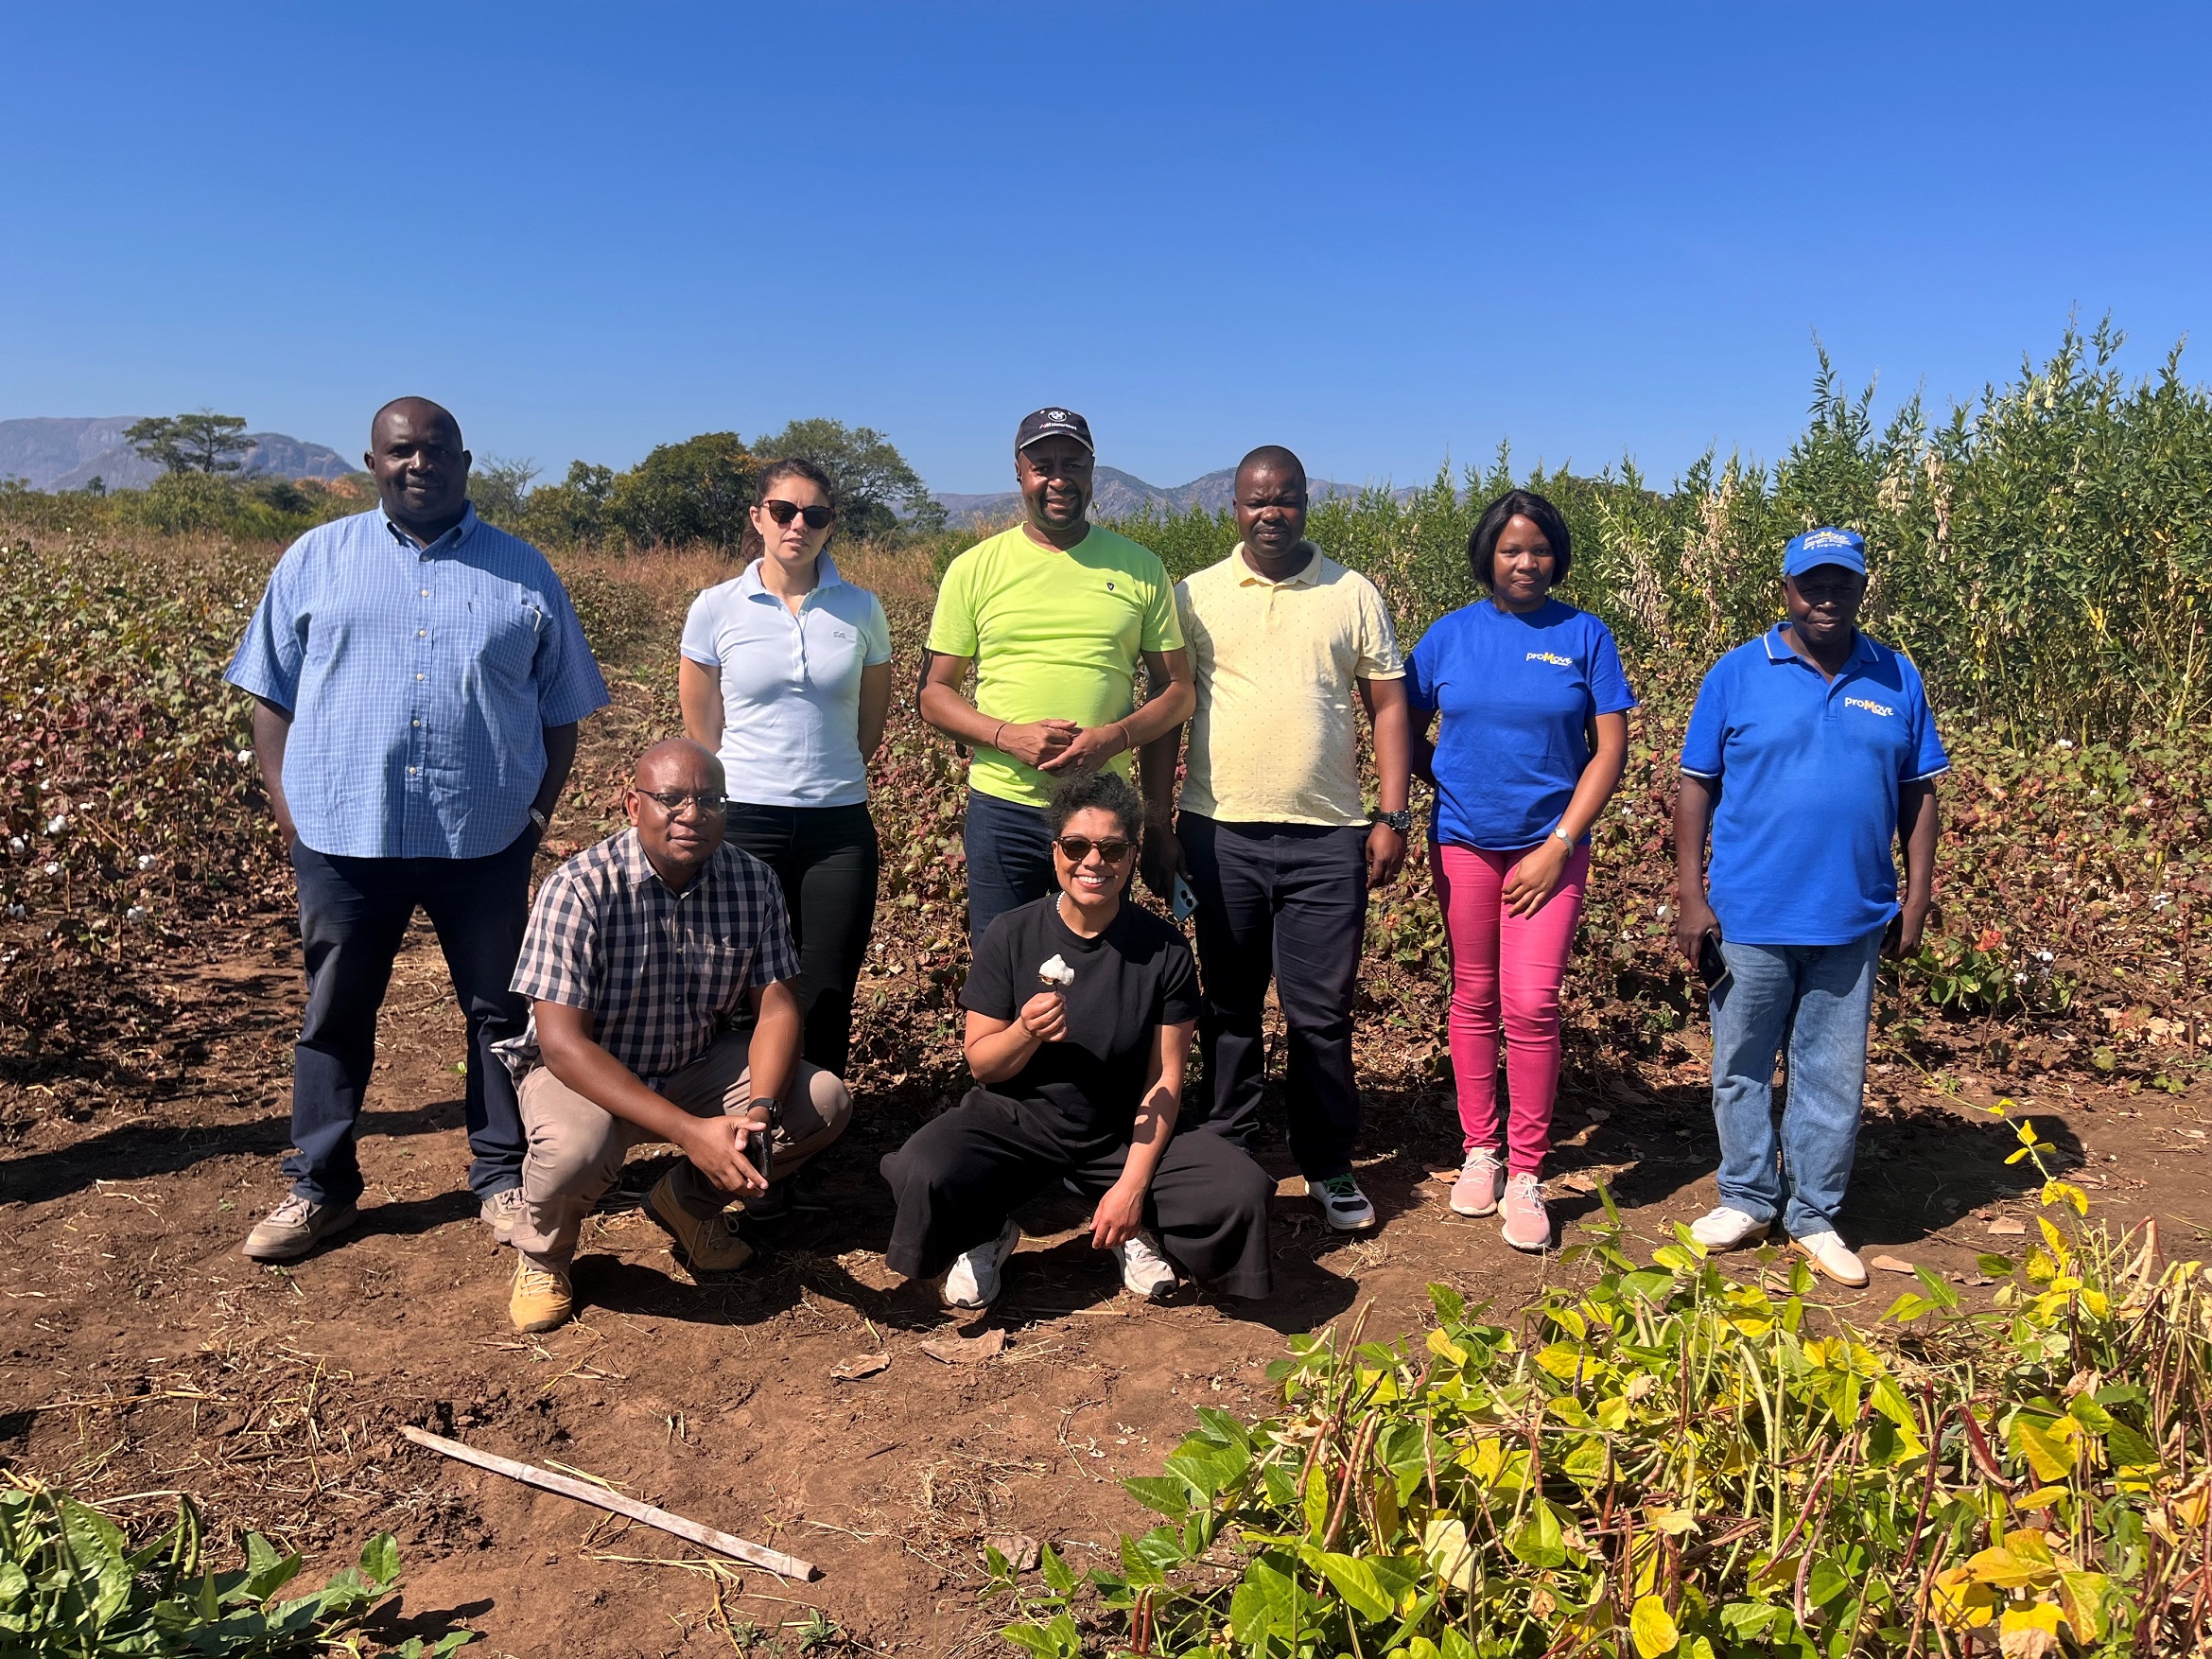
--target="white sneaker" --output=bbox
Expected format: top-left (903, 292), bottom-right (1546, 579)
top-left (1689, 1205), bottom-right (1769, 1251)
top-left (1112, 1231), bottom-right (1178, 1301)
top-left (1792, 1230), bottom-right (1869, 1288)
top-left (942, 1219), bottom-right (1021, 1310)
top-left (1308, 1174), bottom-right (1376, 1232)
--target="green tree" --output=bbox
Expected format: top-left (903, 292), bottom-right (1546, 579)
top-left (607, 431), bottom-right (757, 547)
top-left (125, 410), bottom-right (253, 475)
top-left (516, 459), bottom-right (618, 546)
top-left (754, 417), bottom-right (943, 539)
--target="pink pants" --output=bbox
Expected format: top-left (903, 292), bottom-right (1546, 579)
top-left (1434, 841), bottom-right (1591, 1175)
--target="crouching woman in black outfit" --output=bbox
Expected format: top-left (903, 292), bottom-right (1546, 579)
top-left (882, 771), bottom-right (1274, 1310)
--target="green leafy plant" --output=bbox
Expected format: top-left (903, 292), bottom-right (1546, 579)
top-left (1011, 1148), bottom-right (2210, 1655)
top-left (0, 1473), bottom-right (474, 1656)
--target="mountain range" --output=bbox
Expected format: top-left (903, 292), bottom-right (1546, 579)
top-left (932, 464), bottom-right (1381, 529)
top-left (0, 417), bottom-right (355, 492)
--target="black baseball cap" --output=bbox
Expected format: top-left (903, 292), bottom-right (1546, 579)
top-left (1015, 407), bottom-right (1093, 454)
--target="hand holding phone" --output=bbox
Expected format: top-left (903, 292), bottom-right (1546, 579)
top-left (1697, 930), bottom-right (1728, 987)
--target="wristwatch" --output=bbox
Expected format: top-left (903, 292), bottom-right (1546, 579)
top-left (748, 1097), bottom-right (782, 1127)
top-left (1374, 808), bottom-right (1413, 834)
top-left (1550, 826), bottom-right (1574, 847)
top-left (527, 806), bottom-right (550, 832)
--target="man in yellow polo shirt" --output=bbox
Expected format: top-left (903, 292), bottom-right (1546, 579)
top-left (1140, 445), bottom-right (1410, 1232)
top-left (921, 408), bottom-right (1195, 947)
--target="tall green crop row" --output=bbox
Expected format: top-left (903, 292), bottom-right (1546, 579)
top-left (1104, 322), bottom-right (2212, 743)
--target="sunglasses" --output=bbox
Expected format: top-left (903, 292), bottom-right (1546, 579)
top-left (1054, 835), bottom-right (1133, 865)
top-left (761, 499), bottom-right (834, 530)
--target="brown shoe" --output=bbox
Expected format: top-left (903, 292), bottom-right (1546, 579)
top-left (510, 1258), bottom-right (574, 1333)
top-left (647, 1172), bottom-right (754, 1273)
top-left (241, 1194), bottom-right (358, 1262)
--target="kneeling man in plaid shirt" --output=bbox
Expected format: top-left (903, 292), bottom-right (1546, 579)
top-left (496, 738), bottom-right (852, 1331)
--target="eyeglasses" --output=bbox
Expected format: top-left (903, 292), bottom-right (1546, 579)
top-left (636, 789), bottom-right (729, 818)
top-left (1053, 835), bottom-right (1133, 865)
top-left (761, 499), bottom-right (834, 530)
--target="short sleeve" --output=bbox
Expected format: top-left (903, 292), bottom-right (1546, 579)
top-left (747, 877), bottom-right (801, 988)
top-left (1904, 664), bottom-right (1950, 781)
top-left (1158, 934), bottom-right (1201, 1026)
top-left (679, 587), bottom-right (723, 667)
top-left (861, 592), bottom-right (894, 668)
top-left (510, 865), bottom-right (602, 1009)
top-left (959, 913), bottom-right (1021, 1020)
top-left (1680, 664), bottom-right (1731, 778)
top-left (1585, 617), bottom-right (1637, 715)
top-left (534, 574), bottom-right (614, 726)
top-left (1402, 624), bottom-right (1442, 716)
top-left (224, 540), bottom-right (310, 712)
top-left (1353, 577), bottom-right (1404, 679)
top-left (1139, 557), bottom-right (1185, 654)
top-left (925, 550), bottom-right (980, 656)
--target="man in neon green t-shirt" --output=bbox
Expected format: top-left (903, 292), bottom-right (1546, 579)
top-left (921, 408), bottom-right (1195, 947)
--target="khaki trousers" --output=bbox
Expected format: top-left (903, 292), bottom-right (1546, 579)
top-left (511, 1032), bottom-right (851, 1267)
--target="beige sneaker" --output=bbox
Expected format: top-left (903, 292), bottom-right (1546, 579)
top-left (647, 1171), bottom-right (754, 1273)
top-left (510, 1258), bottom-right (573, 1333)
top-left (241, 1194), bottom-right (358, 1262)
top-left (479, 1187), bottom-right (525, 1247)
top-left (1792, 1230), bottom-right (1869, 1288)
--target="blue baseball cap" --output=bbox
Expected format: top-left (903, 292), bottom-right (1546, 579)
top-left (1783, 526), bottom-right (1867, 578)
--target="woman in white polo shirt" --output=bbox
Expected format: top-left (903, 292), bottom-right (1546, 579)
top-left (679, 458), bottom-right (894, 1083)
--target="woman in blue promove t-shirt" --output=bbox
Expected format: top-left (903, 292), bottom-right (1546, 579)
top-left (679, 457), bottom-right (894, 1088)
top-left (1406, 489), bottom-right (1635, 1253)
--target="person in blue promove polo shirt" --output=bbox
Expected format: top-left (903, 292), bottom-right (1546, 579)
top-left (1671, 526), bottom-right (1944, 1288)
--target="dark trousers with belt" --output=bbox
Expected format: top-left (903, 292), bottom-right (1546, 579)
top-left (285, 832), bottom-right (534, 1208)
top-left (880, 1088), bottom-right (1275, 1297)
top-left (1178, 814), bottom-right (1368, 1180)
top-left (723, 801), bottom-right (880, 1078)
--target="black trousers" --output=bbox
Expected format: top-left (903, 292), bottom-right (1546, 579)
top-left (723, 802), bottom-right (880, 1078)
top-left (287, 832), bottom-right (534, 1207)
top-left (880, 1089), bottom-right (1275, 1298)
top-left (1178, 814), bottom-right (1368, 1179)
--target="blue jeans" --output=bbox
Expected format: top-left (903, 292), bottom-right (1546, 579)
top-left (1708, 926), bottom-right (1885, 1239)
top-left (961, 789), bottom-right (1055, 951)
top-left (286, 832), bottom-right (535, 1208)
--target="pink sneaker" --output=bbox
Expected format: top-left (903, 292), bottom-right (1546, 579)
top-left (1500, 1173), bottom-right (1551, 1253)
top-left (1450, 1147), bottom-right (1506, 1217)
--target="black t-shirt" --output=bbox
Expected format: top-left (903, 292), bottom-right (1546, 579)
top-left (961, 895), bottom-right (1201, 1141)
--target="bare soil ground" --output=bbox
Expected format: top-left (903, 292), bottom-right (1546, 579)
top-left (3, 923), bottom-right (2207, 1656)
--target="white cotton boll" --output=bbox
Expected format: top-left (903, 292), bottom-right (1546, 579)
top-left (137, 854), bottom-right (157, 870)
top-left (235, 748), bottom-right (254, 764)
top-left (8, 838), bottom-right (22, 854)
top-left (45, 815), bottom-right (67, 834)
top-left (1037, 953), bottom-right (1076, 988)
top-left (44, 863), bottom-right (61, 877)
top-left (127, 906), bottom-right (147, 921)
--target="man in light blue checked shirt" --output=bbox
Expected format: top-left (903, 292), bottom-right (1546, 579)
top-left (226, 396), bottom-right (610, 1263)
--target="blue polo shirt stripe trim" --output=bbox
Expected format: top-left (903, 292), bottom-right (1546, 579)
top-left (1680, 621), bottom-right (1946, 947)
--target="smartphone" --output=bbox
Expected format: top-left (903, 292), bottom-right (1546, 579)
top-left (747, 1122), bottom-right (775, 1185)
top-left (1697, 931), bottom-right (1729, 987)
top-left (1171, 874), bottom-right (1197, 922)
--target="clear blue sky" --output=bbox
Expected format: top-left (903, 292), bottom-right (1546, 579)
top-left (5, 4), bottom-right (2207, 496)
